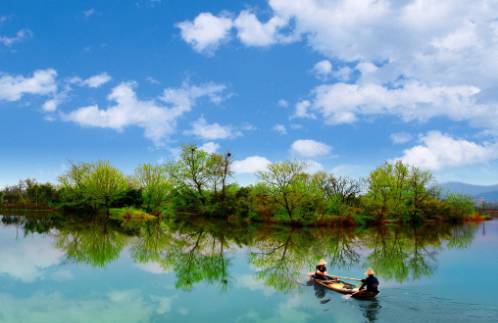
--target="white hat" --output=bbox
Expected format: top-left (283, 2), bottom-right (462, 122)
top-left (365, 268), bottom-right (375, 275)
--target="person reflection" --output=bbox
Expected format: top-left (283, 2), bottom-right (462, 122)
top-left (358, 298), bottom-right (381, 322)
top-left (307, 274), bottom-right (329, 303)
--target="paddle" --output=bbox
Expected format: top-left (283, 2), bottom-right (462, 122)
top-left (330, 275), bottom-right (363, 282)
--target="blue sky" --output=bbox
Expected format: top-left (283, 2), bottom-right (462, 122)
top-left (2, 0), bottom-right (498, 186)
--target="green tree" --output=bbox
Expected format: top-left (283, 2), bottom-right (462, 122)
top-left (58, 162), bottom-right (93, 209)
top-left (364, 161), bottom-right (433, 222)
top-left (81, 161), bottom-right (129, 211)
top-left (257, 161), bottom-right (309, 221)
top-left (170, 145), bottom-right (213, 204)
top-left (135, 163), bottom-right (171, 211)
top-left (443, 193), bottom-right (476, 222)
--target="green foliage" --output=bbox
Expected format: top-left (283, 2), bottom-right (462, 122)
top-left (57, 161), bottom-right (131, 211)
top-left (442, 193), bottom-right (476, 222)
top-left (135, 163), bottom-right (171, 211)
top-left (363, 161), bottom-right (433, 223)
top-left (1, 148), bottom-right (480, 225)
top-left (257, 161), bottom-right (309, 221)
top-left (0, 179), bottom-right (58, 209)
top-left (80, 161), bottom-right (130, 211)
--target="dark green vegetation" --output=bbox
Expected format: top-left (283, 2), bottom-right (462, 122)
top-left (0, 212), bottom-right (481, 292)
top-left (0, 145), bottom-right (486, 226)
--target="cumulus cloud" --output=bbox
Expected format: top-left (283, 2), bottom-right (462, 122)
top-left (177, 12), bottom-right (233, 53)
top-left (186, 117), bottom-right (234, 140)
top-left (300, 81), bottom-right (484, 127)
top-left (277, 99), bottom-right (289, 108)
top-left (273, 123), bottom-right (287, 134)
top-left (82, 73), bottom-right (111, 88)
top-left (312, 60), bottom-right (332, 80)
top-left (0, 69), bottom-right (57, 102)
top-left (263, 0), bottom-right (498, 87)
top-left (390, 132), bottom-right (413, 144)
top-left (303, 160), bottom-right (324, 173)
top-left (294, 100), bottom-right (314, 119)
top-left (180, 1), bottom-right (498, 138)
top-left (199, 141), bottom-right (220, 154)
top-left (65, 82), bottom-right (226, 145)
top-left (232, 155), bottom-right (271, 173)
top-left (291, 139), bottom-right (331, 158)
top-left (42, 90), bottom-right (68, 112)
top-left (396, 131), bottom-right (498, 170)
top-left (234, 10), bottom-right (291, 46)
top-left (0, 28), bottom-right (32, 46)
top-left (69, 73), bottom-right (112, 88)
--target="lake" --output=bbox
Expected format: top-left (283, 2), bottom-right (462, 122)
top-left (0, 213), bottom-right (497, 323)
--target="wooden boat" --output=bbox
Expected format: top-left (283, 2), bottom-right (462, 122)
top-left (311, 275), bottom-right (378, 300)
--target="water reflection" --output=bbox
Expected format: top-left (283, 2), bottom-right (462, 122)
top-left (0, 213), bottom-right (481, 294)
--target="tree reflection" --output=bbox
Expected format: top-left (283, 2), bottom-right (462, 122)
top-left (248, 226), bottom-right (360, 292)
top-left (54, 215), bottom-right (127, 267)
top-left (0, 212), bottom-right (482, 293)
top-left (160, 228), bottom-right (231, 291)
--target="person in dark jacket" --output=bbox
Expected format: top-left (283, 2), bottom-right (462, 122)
top-left (314, 259), bottom-right (328, 280)
top-left (358, 268), bottom-right (379, 293)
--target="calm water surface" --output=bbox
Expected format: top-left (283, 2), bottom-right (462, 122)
top-left (0, 213), bottom-right (497, 323)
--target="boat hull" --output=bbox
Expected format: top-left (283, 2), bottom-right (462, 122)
top-left (312, 275), bottom-right (378, 300)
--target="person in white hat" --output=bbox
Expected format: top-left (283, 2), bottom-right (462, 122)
top-left (314, 259), bottom-right (328, 280)
top-left (358, 268), bottom-right (379, 294)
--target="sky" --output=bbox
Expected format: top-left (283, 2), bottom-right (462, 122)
top-left (2, 0), bottom-right (498, 186)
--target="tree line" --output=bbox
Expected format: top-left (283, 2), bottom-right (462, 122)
top-left (0, 144), bottom-right (481, 225)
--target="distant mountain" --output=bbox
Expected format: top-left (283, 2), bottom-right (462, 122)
top-left (475, 190), bottom-right (498, 202)
top-left (438, 182), bottom-right (498, 202)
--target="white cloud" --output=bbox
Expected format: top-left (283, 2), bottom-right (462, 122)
top-left (396, 131), bottom-right (498, 170)
top-left (301, 81), bottom-right (482, 126)
top-left (70, 73), bottom-right (112, 88)
top-left (135, 262), bottom-right (169, 274)
top-left (278, 99), bottom-right (289, 108)
top-left (145, 76), bottom-right (160, 85)
top-left (234, 10), bottom-right (290, 46)
top-left (273, 123), bottom-right (287, 134)
top-left (232, 155), bottom-right (271, 173)
top-left (0, 226), bottom-right (64, 282)
top-left (303, 160), bottom-right (324, 173)
top-left (0, 69), bottom-right (57, 102)
top-left (83, 8), bottom-right (96, 18)
top-left (187, 117), bottom-right (234, 140)
top-left (0, 28), bottom-right (32, 46)
top-left (390, 132), bottom-right (413, 144)
top-left (294, 100), bottom-right (314, 119)
top-left (65, 82), bottom-right (226, 145)
top-left (50, 269), bottom-right (74, 282)
top-left (199, 141), bottom-right (220, 154)
top-left (263, 0), bottom-right (498, 87)
top-left (312, 60), bottom-right (332, 80)
top-left (82, 73), bottom-right (111, 88)
top-left (0, 291), bottom-right (154, 323)
top-left (42, 83), bottom-right (73, 112)
top-left (177, 12), bottom-right (233, 53)
top-left (180, 1), bottom-right (498, 137)
top-left (238, 274), bottom-right (275, 296)
top-left (291, 139), bottom-right (331, 158)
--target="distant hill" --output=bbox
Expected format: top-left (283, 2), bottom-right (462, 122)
top-left (438, 182), bottom-right (498, 202)
top-left (475, 190), bottom-right (498, 202)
